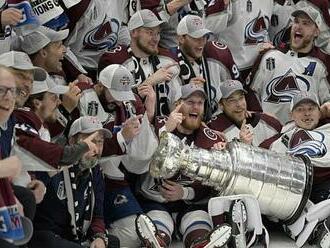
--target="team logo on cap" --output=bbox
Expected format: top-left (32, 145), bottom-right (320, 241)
top-left (191, 17), bottom-right (203, 28)
top-left (244, 10), bottom-right (269, 44)
top-left (120, 76), bottom-right (131, 86)
top-left (288, 129), bottom-right (327, 157)
top-left (265, 69), bottom-right (310, 103)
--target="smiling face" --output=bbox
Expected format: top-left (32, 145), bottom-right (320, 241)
top-left (179, 34), bottom-right (208, 61)
top-left (180, 93), bottom-right (205, 131)
top-left (10, 69), bottom-right (33, 108)
top-left (0, 67), bottom-right (16, 124)
top-left (43, 41), bottom-right (66, 73)
top-left (290, 101), bottom-right (321, 130)
top-left (132, 26), bottom-right (161, 56)
top-left (220, 91), bottom-right (247, 126)
top-left (290, 14), bottom-right (319, 53)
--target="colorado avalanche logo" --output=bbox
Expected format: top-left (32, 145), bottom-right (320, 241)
top-left (83, 17), bottom-right (120, 51)
top-left (244, 10), bottom-right (270, 44)
top-left (265, 69), bottom-right (310, 103)
top-left (288, 130), bottom-right (327, 158)
top-left (272, 21), bottom-right (291, 47)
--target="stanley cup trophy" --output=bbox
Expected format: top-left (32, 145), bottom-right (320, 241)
top-left (149, 132), bottom-right (313, 224)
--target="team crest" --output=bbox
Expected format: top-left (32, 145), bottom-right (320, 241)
top-left (83, 17), bottom-right (120, 51)
top-left (244, 10), bottom-right (270, 44)
top-left (265, 69), bottom-right (310, 103)
top-left (288, 129), bottom-right (327, 158)
top-left (113, 194), bottom-right (128, 206)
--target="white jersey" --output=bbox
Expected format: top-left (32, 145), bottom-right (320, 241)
top-left (268, 1), bottom-right (294, 47)
top-left (208, 112), bottom-right (282, 147)
top-left (205, 0), bottom-right (274, 70)
top-left (64, 0), bottom-right (130, 70)
top-left (249, 48), bottom-right (330, 124)
top-left (270, 122), bottom-right (330, 169)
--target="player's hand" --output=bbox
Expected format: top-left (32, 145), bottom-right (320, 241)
top-left (320, 102), bottom-right (330, 119)
top-left (77, 74), bottom-right (93, 85)
top-left (27, 180), bottom-right (46, 204)
top-left (62, 80), bottom-right (81, 113)
top-left (1, 8), bottom-right (22, 27)
top-left (189, 76), bottom-right (205, 86)
top-left (160, 180), bottom-right (184, 202)
top-left (165, 102), bottom-right (184, 132)
top-left (239, 119), bottom-right (253, 145)
top-left (138, 83), bottom-right (156, 121)
top-left (0, 156), bottom-right (22, 179)
top-left (212, 141), bottom-right (227, 150)
top-left (147, 63), bottom-right (177, 85)
top-left (258, 42), bottom-right (274, 53)
top-left (121, 114), bottom-right (143, 142)
top-left (82, 131), bottom-right (99, 156)
top-left (90, 238), bottom-right (106, 248)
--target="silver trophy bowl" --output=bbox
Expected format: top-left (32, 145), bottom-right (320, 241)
top-left (149, 132), bottom-right (312, 223)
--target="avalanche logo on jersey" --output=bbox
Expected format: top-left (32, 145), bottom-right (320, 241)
top-left (83, 16), bottom-right (120, 51)
top-left (288, 129), bottom-right (327, 158)
top-left (244, 10), bottom-right (270, 44)
top-left (265, 69), bottom-right (310, 103)
top-left (272, 21), bottom-right (291, 47)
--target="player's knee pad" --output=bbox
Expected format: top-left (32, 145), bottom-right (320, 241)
top-left (147, 210), bottom-right (174, 237)
top-left (208, 194), bottom-right (269, 248)
top-left (180, 210), bottom-right (212, 237)
top-left (286, 199), bottom-right (330, 247)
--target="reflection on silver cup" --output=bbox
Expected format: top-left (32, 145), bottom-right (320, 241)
top-left (149, 132), bottom-right (312, 223)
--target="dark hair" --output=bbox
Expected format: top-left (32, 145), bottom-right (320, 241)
top-left (24, 92), bottom-right (45, 111)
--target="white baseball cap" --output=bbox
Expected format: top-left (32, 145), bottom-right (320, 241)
top-left (68, 116), bottom-right (112, 138)
top-left (31, 75), bottom-right (69, 95)
top-left (177, 15), bottom-right (212, 38)
top-left (0, 51), bottom-right (47, 81)
top-left (21, 26), bottom-right (69, 55)
top-left (99, 64), bottom-right (135, 102)
top-left (290, 91), bottom-right (320, 111)
top-left (181, 83), bottom-right (206, 99)
top-left (220, 79), bottom-right (247, 99)
top-left (128, 9), bottom-right (164, 31)
top-left (292, 6), bottom-right (322, 28)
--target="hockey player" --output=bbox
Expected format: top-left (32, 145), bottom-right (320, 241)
top-left (20, 26), bottom-right (82, 137)
top-left (99, 9), bottom-right (181, 117)
top-left (78, 64), bottom-right (158, 247)
top-left (29, 116), bottom-right (119, 248)
top-left (205, 0), bottom-right (274, 79)
top-left (0, 66), bottom-right (33, 248)
top-left (246, 6), bottom-right (330, 124)
top-left (208, 79), bottom-right (282, 146)
top-left (135, 83), bottom-right (230, 248)
top-left (260, 91), bottom-right (330, 247)
top-left (173, 14), bottom-right (240, 120)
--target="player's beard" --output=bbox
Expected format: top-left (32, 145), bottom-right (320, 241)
top-left (181, 42), bottom-right (203, 60)
top-left (290, 35), bottom-right (314, 52)
top-left (181, 114), bottom-right (203, 131)
top-left (136, 38), bottom-right (158, 56)
top-left (79, 156), bottom-right (99, 171)
top-left (42, 106), bottom-right (58, 123)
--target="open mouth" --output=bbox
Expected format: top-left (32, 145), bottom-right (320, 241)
top-left (188, 113), bottom-right (199, 119)
top-left (294, 32), bottom-right (303, 41)
top-left (302, 118), bottom-right (313, 124)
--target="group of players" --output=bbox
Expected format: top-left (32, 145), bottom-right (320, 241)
top-left (1, 0), bottom-right (330, 247)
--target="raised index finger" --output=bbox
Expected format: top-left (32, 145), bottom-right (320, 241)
top-left (173, 102), bottom-right (184, 113)
top-left (240, 119), bottom-right (247, 130)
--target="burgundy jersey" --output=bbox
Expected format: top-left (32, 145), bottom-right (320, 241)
top-left (14, 108), bottom-right (64, 167)
top-left (138, 116), bottom-right (224, 203)
top-left (208, 112), bottom-right (282, 147)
